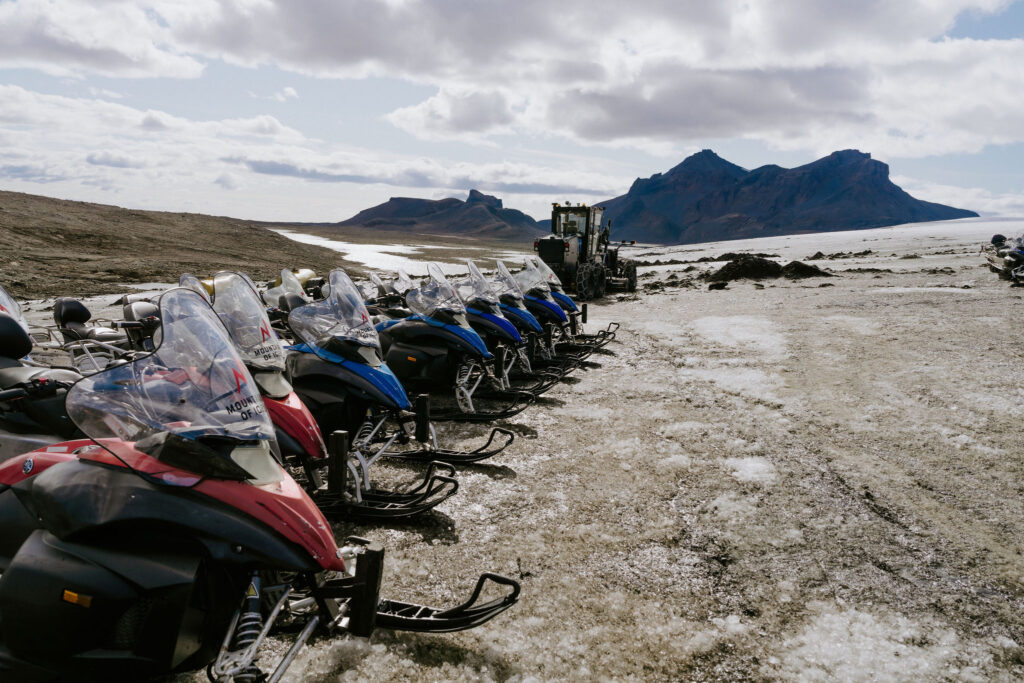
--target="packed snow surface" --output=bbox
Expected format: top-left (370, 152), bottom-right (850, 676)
top-left (29, 216), bottom-right (1016, 681)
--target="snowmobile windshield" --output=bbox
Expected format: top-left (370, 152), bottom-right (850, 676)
top-left (491, 261), bottom-right (527, 309)
top-left (514, 259), bottom-right (552, 298)
top-left (288, 269), bottom-right (382, 364)
top-left (263, 269), bottom-right (308, 307)
top-left (406, 263), bottom-right (466, 319)
top-left (369, 271), bottom-right (398, 298)
top-left (178, 273), bottom-right (211, 303)
top-left (0, 283), bottom-right (29, 332)
top-left (394, 269), bottom-right (415, 295)
top-left (65, 288), bottom-right (281, 485)
top-left (455, 261), bottom-right (500, 308)
top-left (212, 271), bottom-right (285, 372)
top-left (528, 256), bottom-right (565, 293)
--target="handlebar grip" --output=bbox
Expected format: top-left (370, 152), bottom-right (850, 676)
top-left (0, 387), bottom-right (27, 402)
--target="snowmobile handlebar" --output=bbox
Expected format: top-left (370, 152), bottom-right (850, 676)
top-left (0, 387), bottom-right (27, 402)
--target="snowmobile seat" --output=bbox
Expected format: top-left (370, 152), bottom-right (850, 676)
top-left (277, 292), bottom-right (306, 313)
top-left (0, 365), bottom-right (81, 391)
top-left (52, 298), bottom-right (125, 344)
top-left (0, 313), bottom-right (33, 367)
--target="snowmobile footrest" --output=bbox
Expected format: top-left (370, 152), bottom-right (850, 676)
top-left (376, 573), bottom-right (520, 633)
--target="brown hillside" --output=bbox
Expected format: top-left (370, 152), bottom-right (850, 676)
top-left (0, 190), bottom-right (352, 298)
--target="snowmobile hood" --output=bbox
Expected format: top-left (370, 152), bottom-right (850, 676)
top-left (288, 341), bottom-right (412, 410)
top-left (525, 295), bottom-right (569, 323)
top-left (400, 314), bottom-right (493, 359)
top-left (500, 304), bottom-right (543, 333)
top-left (550, 290), bottom-right (579, 313)
top-left (467, 307), bottom-right (523, 343)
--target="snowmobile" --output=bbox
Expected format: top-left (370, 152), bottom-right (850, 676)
top-left (202, 270), bottom-right (461, 520)
top-left (0, 311), bottom-right (84, 462)
top-left (524, 256), bottom-right (619, 348)
top-left (374, 263), bottom-right (534, 422)
top-left (982, 234), bottom-right (1024, 282)
top-left (489, 260), bottom-right (592, 372)
top-left (281, 268), bottom-right (515, 463)
top-left (0, 287), bottom-right (519, 682)
top-left (453, 260), bottom-right (561, 396)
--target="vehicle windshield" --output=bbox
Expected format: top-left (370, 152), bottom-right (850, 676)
top-left (65, 288), bottom-right (280, 484)
top-left (263, 269), bottom-right (308, 307)
top-left (211, 272), bottom-right (285, 372)
top-left (454, 260), bottom-right (499, 307)
top-left (527, 256), bottom-right (565, 292)
top-left (179, 273), bottom-right (211, 303)
top-left (0, 283), bottom-right (29, 332)
top-left (491, 261), bottom-right (527, 307)
top-left (406, 263), bottom-right (466, 318)
top-left (394, 269), bottom-right (415, 295)
top-left (514, 259), bottom-right (552, 297)
top-left (288, 268), bottom-right (381, 359)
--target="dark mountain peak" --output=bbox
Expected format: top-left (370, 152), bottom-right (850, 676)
top-left (335, 190), bottom-right (542, 240)
top-left (466, 189), bottom-right (503, 209)
top-left (668, 149), bottom-right (748, 178)
top-left (598, 149), bottom-right (977, 244)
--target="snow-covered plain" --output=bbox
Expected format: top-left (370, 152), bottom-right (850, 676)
top-left (205, 216), bottom-right (1018, 682)
top-left (21, 216), bottom-right (1024, 680)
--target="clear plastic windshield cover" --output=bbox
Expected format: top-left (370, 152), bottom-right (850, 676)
top-left (263, 269), bottom-right (308, 306)
top-left (528, 256), bottom-right (565, 291)
top-left (406, 263), bottom-right (466, 318)
top-left (394, 269), bottom-right (415, 295)
top-left (514, 259), bottom-right (551, 296)
top-left (0, 283), bottom-right (29, 331)
top-left (288, 269), bottom-right (381, 351)
top-left (178, 274), bottom-right (211, 303)
top-left (491, 261), bottom-right (526, 305)
top-left (66, 288), bottom-right (276, 450)
top-left (455, 261), bottom-right (500, 307)
top-left (212, 272), bottom-right (285, 372)
top-left (370, 272), bottom-right (396, 297)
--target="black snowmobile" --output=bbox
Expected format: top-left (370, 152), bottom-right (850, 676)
top-left (0, 288), bottom-right (519, 682)
top-left (373, 263), bottom-right (534, 422)
top-left (276, 268), bottom-right (516, 464)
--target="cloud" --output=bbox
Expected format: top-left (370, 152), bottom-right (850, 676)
top-left (0, 0), bottom-right (203, 78)
top-left (0, 164), bottom-right (66, 183)
top-left (893, 174), bottom-right (1024, 216)
top-left (86, 152), bottom-right (146, 169)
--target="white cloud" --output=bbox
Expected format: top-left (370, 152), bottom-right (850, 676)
top-left (893, 174), bottom-right (1024, 216)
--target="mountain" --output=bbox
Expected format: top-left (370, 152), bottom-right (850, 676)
top-left (330, 189), bottom-right (545, 240)
top-left (599, 150), bottom-right (978, 244)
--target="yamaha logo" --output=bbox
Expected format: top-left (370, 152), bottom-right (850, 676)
top-left (22, 457), bottom-right (33, 475)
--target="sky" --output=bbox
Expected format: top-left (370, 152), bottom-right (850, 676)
top-left (1, 0), bottom-right (1023, 223)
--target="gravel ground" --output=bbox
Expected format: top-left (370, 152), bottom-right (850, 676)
top-left (14, 217), bottom-right (1024, 680)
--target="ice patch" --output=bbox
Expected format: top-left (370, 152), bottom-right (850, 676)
top-left (679, 366), bottom-right (783, 403)
top-left (705, 492), bottom-right (758, 520)
top-left (690, 316), bottom-right (787, 358)
top-left (723, 456), bottom-right (778, 484)
top-left (871, 286), bottom-right (980, 294)
top-left (658, 421), bottom-right (707, 438)
top-left (768, 604), bottom-right (971, 682)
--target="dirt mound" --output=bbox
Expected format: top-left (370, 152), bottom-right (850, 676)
top-left (781, 260), bottom-right (833, 279)
top-left (708, 254), bottom-right (783, 281)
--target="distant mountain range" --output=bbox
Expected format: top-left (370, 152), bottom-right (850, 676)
top-left (599, 150), bottom-right (978, 244)
top-left (326, 189), bottom-right (546, 240)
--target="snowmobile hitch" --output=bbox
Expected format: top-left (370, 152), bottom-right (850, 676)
top-left (376, 572), bottom-right (521, 633)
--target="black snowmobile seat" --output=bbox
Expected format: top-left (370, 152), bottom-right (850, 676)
top-left (0, 313), bottom-right (33, 367)
top-left (278, 293), bottom-right (306, 313)
top-left (52, 297), bottom-right (125, 343)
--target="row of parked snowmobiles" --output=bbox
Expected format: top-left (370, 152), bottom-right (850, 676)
top-left (0, 255), bottom-right (617, 681)
top-left (981, 233), bottom-right (1024, 283)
